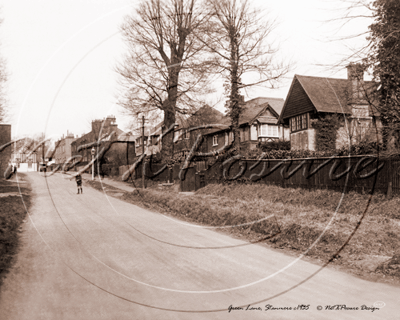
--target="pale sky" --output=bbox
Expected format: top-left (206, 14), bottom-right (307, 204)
top-left (0, 0), bottom-right (372, 140)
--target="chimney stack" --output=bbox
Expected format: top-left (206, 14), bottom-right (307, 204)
top-left (346, 63), bottom-right (365, 104)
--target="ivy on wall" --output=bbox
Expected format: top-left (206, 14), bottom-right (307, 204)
top-left (312, 114), bottom-right (341, 152)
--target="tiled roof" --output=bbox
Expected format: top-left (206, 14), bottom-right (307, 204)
top-left (205, 97), bottom-right (284, 135)
top-left (236, 97), bottom-right (284, 126)
top-left (296, 75), bottom-right (377, 114)
top-left (239, 97), bottom-right (284, 125)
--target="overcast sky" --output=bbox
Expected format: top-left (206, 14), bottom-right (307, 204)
top-left (1, 0), bottom-right (372, 139)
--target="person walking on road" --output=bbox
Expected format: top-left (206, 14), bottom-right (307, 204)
top-left (75, 174), bottom-right (83, 194)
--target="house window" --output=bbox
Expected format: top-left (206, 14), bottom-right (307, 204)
top-left (212, 135), bottom-right (218, 146)
top-left (184, 130), bottom-right (190, 139)
top-left (225, 132), bottom-right (229, 145)
top-left (302, 114), bottom-right (307, 129)
top-left (291, 113), bottom-right (308, 132)
top-left (268, 125), bottom-right (279, 137)
top-left (260, 124), bottom-right (268, 136)
top-left (259, 124), bottom-right (279, 137)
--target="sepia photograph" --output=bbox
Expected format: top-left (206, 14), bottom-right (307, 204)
top-left (0, 0), bottom-right (400, 319)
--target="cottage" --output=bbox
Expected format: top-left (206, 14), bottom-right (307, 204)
top-left (204, 97), bottom-right (288, 153)
top-left (278, 64), bottom-right (381, 151)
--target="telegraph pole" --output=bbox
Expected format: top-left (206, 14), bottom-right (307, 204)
top-left (91, 147), bottom-right (95, 180)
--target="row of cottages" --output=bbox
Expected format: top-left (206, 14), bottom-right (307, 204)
top-left (279, 63), bottom-right (380, 151)
top-left (136, 98), bottom-right (289, 158)
top-left (203, 97), bottom-right (289, 153)
top-left (131, 62), bottom-right (379, 160)
top-left (71, 116), bottom-right (136, 166)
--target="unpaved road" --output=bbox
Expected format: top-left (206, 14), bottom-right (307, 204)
top-left (0, 172), bottom-right (399, 319)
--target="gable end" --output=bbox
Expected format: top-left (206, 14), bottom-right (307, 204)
top-left (281, 77), bottom-right (316, 120)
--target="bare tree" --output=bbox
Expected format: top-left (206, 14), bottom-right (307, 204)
top-left (200, 0), bottom-right (290, 151)
top-left (116, 0), bottom-right (213, 160)
top-left (330, 0), bottom-right (400, 155)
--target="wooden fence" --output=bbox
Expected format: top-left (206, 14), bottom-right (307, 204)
top-left (118, 156), bottom-right (400, 195)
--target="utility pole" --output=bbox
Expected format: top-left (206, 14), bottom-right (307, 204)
top-left (141, 115), bottom-right (145, 189)
top-left (91, 147), bottom-right (95, 180)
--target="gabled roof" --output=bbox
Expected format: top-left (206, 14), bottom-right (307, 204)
top-left (230, 97), bottom-right (283, 126)
top-left (297, 75), bottom-right (352, 114)
top-left (256, 115), bottom-right (278, 124)
top-left (279, 74), bottom-right (378, 122)
top-left (239, 97), bottom-right (284, 125)
top-left (205, 97), bottom-right (284, 135)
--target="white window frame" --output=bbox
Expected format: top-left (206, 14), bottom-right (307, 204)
top-left (212, 135), bottom-right (218, 146)
top-left (259, 124), bottom-right (279, 138)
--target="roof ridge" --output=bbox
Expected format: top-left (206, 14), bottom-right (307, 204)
top-left (296, 74), bottom-right (375, 83)
top-left (245, 96), bottom-right (284, 103)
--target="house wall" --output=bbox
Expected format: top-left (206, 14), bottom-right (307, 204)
top-left (283, 127), bottom-right (290, 141)
top-left (291, 128), bottom-right (316, 151)
top-left (336, 126), bottom-right (351, 149)
top-left (0, 124), bottom-right (11, 176)
top-left (54, 136), bottom-right (75, 164)
top-left (336, 117), bottom-right (382, 149)
top-left (250, 125), bottom-right (257, 140)
top-left (207, 131), bottom-right (228, 153)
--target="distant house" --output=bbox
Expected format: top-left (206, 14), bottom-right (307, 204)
top-left (53, 131), bottom-right (76, 165)
top-left (10, 137), bottom-right (42, 172)
top-left (173, 105), bottom-right (225, 156)
top-left (142, 105), bottom-right (225, 157)
top-left (203, 97), bottom-right (288, 154)
top-left (71, 116), bottom-right (136, 168)
top-left (278, 64), bottom-right (381, 151)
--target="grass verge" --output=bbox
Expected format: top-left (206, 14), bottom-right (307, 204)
top-left (0, 174), bottom-right (31, 287)
top-left (86, 179), bottom-right (400, 284)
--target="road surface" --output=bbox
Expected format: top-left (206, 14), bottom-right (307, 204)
top-left (0, 172), bottom-right (399, 319)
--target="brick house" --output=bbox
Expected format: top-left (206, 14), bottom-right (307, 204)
top-left (71, 116), bottom-right (136, 168)
top-left (203, 97), bottom-right (288, 154)
top-left (278, 64), bottom-right (381, 151)
top-left (53, 131), bottom-right (76, 164)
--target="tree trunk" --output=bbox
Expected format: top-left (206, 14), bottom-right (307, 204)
top-left (229, 28), bottom-right (241, 152)
top-left (161, 106), bottom-right (175, 160)
top-left (161, 70), bottom-right (178, 161)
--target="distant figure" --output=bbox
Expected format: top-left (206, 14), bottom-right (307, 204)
top-left (75, 174), bottom-right (83, 194)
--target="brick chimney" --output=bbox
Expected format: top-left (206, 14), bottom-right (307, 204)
top-left (346, 63), bottom-right (365, 104)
